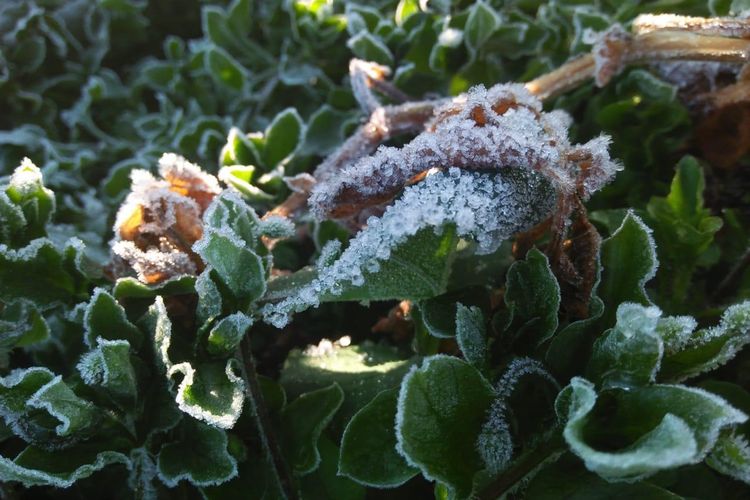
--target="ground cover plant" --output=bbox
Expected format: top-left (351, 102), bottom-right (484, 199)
top-left (2, 0), bottom-right (750, 498)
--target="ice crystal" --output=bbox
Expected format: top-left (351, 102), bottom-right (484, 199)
top-left (309, 83), bottom-right (619, 219)
top-left (263, 167), bottom-right (556, 328)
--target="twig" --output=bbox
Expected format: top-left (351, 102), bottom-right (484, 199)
top-left (238, 335), bottom-right (299, 500)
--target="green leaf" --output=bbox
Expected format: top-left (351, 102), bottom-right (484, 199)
top-left (205, 47), bottom-right (246, 91)
top-left (0, 367), bottom-right (101, 447)
top-left (395, 0), bottom-right (420, 27)
top-left (706, 431), bottom-right (750, 484)
top-left (339, 388), bottom-right (418, 488)
top-left (206, 312), bottom-right (252, 357)
top-left (588, 303), bottom-right (663, 389)
top-left (83, 288), bottom-right (143, 349)
top-left (347, 31), bottom-right (394, 65)
top-left (396, 355), bottom-right (495, 499)
top-left (77, 338), bottom-right (138, 410)
top-left (169, 360), bottom-right (245, 430)
top-left (263, 108), bottom-right (305, 168)
top-left (302, 436), bottom-right (366, 500)
top-left (196, 268), bottom-right (223, 326)
top-left (0, 238), bottom-right (89, 306)
top-left (456, 303), bottom-right (487, 369)
top-left (502, 248), bottom-right (560, 347)
top-left (193, 233), bottom-right (265, 304)
top-left (281, 342), bottom-right (414, 429)
top-left (557, 377), bottom-right (747, 481)
top-left (599, 211), bottom-right (657, 326)
top-left (0, 300), bottom-right (49, 353)
top-left (302, 105), bottom-right (355, 156)
top-left (465, 1), bottom-right (500, 51)
top-left (220, 127), bottom-right (262, 167)
top-left (4, 158), bottom-right (55, 242)
top-left (647, 156), bottom-right (722, 306)
top-left (0, 444), bottom-right (129, 488)
top-left (281, 383), bottom-right (344, 475)
top-left (526, 453), bottom-right (682, 499)
top-left (660, 301), bottom-right (750, 382)
top-left (112, 275), bottom-right (196, 300)
top-left (157, 418), bottom-right (237, 487)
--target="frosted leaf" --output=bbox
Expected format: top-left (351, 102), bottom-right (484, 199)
top-left (259, 215), bottom-right (295, 239)
top-left (656, 315), bottom-right (698, 355)
top-left (0, 449), bottom-right (129, 488)
top-left (77, 338), bottom-right (137, 408)
top-left (558, 377), bottom-right (747, 481)
top-left (660, 301), bottom-right (750, 382)
top-left (263, 168), bottom-right (556, 328)
top-left (310, 83), bottom-right (618, 219)
top-left (707, 432), bottom-right (750, 484)
top-left (478, 358), bottom-right (559, 474)
top-left (167, 359), bottom-right (245, 429)
top-left (455, 303), bottom-right (486, 368)
top-left (128, 448), bottom-right (158, 500)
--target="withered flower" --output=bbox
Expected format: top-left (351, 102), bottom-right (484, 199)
top-left (110, 153), bottom-right (221, 284)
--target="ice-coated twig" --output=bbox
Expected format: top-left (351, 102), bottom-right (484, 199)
top-left (349, 59), bottom-right (411, 114)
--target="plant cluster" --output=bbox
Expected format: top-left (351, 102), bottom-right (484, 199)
top-left (2, 1), bottom-right (750, 499)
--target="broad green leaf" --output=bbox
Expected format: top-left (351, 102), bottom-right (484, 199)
top-left (112, 275), bottom-right (196, 300)
top-left (502, 248), bottom-right (560, 347)
top-left (588, 303), bottom-right (663, 389)
top-left (0, 367), bottom-right (100, 447)
top-left (0, 238), bottom-right (89, 306)
top-left (347, 32), bottom-right (394, 65)
top-left (193, 232), bottom-right (266, 303)
top-left (196, 268), bottom-right (223, 326)
top-left (168, 360), bottom-right (245, 430)
top-left (219, 127), bottom-right (261, 167)
top-left (395, 0), bottom-right (420, 26)
top-left (557, 377), bottom-right (747, 481)
top-left (157, 418), bottom-right (237, 487)
top-left (280, 341), bottom-right (415, 426)
top-left (396, 355), bottom-right (495, 499)
top-left (206, 47), bottom-right (246, 91)
top-left (0, 300), bottom-right (49, 353)
top-left (218, 165), bottom-right (274, 201)
top-left (599, 212), bottom-right (657, 325)
top-left (301, 436), bottom-right (366, 500)
top-left (0, 444), bottom-right (129, 488)
top-left (660, 301), bottom-right (750, 382)
top-left (302, 105), bottom-right (355, 156)
top-left (339, 388), bottom-right (418, 488)
top-left (77, 338), bottom-right (138, 410)
top-left (206, 312), bottom-right (252, 357)
top-left (0, 191), bottom-right (27, 246)
top-left (263, 108), bottom-right (305, 168)
top-left (280, 383), bottom-right (344, 475)
top-left (83, 288), bottom-right (143, 349)
top-left (706, 431), bottom-right (750, 484)
top-left (526, 453), bottom-right (682, 499)
top-left (455, 303), bottom-right (487, 368)
top-left (465, 1), bottom-right (500, 51)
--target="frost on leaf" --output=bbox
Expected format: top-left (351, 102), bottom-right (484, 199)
top-left (263, 167), bottom-right (556, 328)
top-left (557, 377), bottom-right (747, 482)
top-left (110, 153), bottom-right (220, 284)
top-left (309, 83), bottom-right (619, 220)
top-left (478, 358), bottom-right (559, 475)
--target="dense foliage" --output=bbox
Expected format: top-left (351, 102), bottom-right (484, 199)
top-left (2, 0), bottom-right (750, 498)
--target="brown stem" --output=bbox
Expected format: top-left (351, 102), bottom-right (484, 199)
top-left (628, 30), bottom-right (750, 64)
top-left (524, 54), bottom-right (596, 101)
top-left (238, 335), bottom-right (299, 500)
top-left (632, 14), bottom-right (750, 38)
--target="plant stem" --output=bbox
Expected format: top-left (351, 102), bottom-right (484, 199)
top-left (238, 335), bottom-right (299, 500)
top-left (477, 430), bottom-right (566, 500)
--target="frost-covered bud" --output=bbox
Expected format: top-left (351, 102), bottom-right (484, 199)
top-left (110, 153), bottom-right (221, 284)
